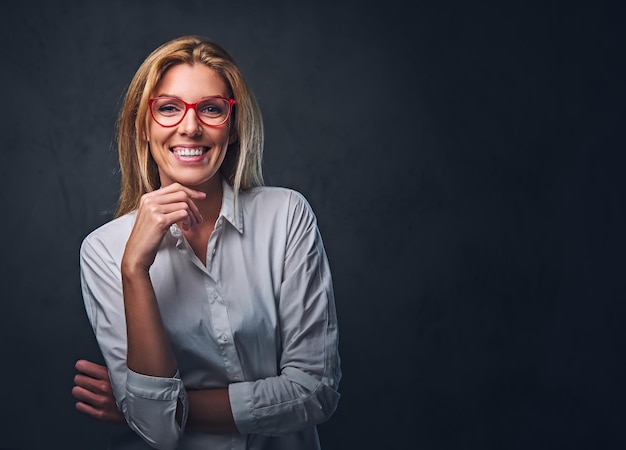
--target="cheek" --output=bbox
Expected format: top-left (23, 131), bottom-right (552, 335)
top-left (214, 127), bottom-right (232, 145)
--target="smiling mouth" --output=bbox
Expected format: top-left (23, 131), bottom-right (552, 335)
top-left (170, 146), bottom-right (209, 157)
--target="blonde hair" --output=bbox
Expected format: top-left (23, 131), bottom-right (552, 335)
top-left (115, 35), bottom-right (264, 217)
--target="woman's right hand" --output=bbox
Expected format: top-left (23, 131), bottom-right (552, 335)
top-left (122, 183), bottom-right (206, 272)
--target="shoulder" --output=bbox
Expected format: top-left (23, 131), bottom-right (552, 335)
top-left (239, 186), bottom-right (319, 239)
top-left (80, 212), bottom-right (137, 261)
top-left (240, 186), bottom-right (314, 215)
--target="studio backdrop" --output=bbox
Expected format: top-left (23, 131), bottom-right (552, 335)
top-left (0, 1), bottom-right (624, 449)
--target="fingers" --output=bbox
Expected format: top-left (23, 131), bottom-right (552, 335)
top-left (73, 360), bottom-right (126, 424)
top-left (156, 182), bottom-right (206, 200)
top-left (125, 184), bottom-right (207, 269)
top-left (75, 359), bottom-right (109, 380)
top-left (141, 200), bottom-right (197, 232)
top-left (72, 383), bottom-right (107, 405)
top-left (73, 360), bottom-right (114, 406)
top-left (74, 390), bottom-right (125, 424)
top-left (74, 373), bottom-right (111, 395)
top-left (156, 199), bottom-right (201, 230)
top-left (75, 399), bottom-right (110, 421)
top-left (140, 185), bottom-right (205, 229)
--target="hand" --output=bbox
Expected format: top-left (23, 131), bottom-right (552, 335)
top-left (123, 183), bottom-right (206, 271)
top-left (72, 359), bottom-right (126, 425)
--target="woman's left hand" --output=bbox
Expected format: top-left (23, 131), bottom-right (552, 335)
top-left (72, 359), bottom-right (126, 425)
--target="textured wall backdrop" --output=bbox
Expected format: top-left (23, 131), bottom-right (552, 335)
top-left (0, 1), bottom-right (625, 449)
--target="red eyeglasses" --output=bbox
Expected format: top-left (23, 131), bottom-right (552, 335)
top-left (149, 96), bottom-right (236, 127)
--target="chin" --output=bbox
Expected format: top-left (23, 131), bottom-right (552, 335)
top-left (164, 171), bottom-right (221, 190)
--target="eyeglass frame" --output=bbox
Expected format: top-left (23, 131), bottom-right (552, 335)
top-left (148, 96), bottom-right (236, 128)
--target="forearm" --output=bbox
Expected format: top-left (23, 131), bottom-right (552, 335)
top-left (121, 264), bottom-right (187, 449)
top-left (227, 368), bottom-right (340, 436)
top-left (122, 263), bottom-right (177, 378)
top-left (121, 260), bottom-right (238, 436)
top-left (185, 388), bottom-right (238, 434)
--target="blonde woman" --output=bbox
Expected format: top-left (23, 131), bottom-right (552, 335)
top-left (72, 35), bottom-right (341, 450)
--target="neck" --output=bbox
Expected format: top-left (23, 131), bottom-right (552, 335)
top-left (195, 175), bottom-right (223, 225)
top-left (178, 176), bottom-right (223, 264)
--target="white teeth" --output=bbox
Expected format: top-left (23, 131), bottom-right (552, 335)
top-left (172, 147), bottom-right (205, 157)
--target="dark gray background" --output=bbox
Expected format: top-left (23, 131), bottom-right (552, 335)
top-left (1, 1), bottom-right (625, 449)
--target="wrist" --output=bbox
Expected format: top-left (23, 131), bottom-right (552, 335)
top-left (121, 257), bottom-right (152, 280)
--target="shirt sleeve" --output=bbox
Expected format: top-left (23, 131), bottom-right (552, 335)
top-left (126, 369), bottom-right (188, 450)
top-left (80, 232), bottom-right (188, 450)
top-left (228, 191), bottom-right (342, 435)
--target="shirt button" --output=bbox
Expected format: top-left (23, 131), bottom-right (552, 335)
top-left (212, 248), bottom-right (216, 255)
top-left (220, 334), bottom-right (228, 342)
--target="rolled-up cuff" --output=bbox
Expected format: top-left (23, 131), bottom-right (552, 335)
top-left (126, 369), bottom-right (188, 450)
top-left (229, 380), bottom-right (258, 434)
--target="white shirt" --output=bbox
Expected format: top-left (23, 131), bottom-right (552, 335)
top-left (80, 180), bottom-right (341, 450)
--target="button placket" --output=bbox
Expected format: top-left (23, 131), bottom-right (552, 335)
top-left (206, 218), bottom-right (222, 269)
top-left (203, 227), bottom-right (246, 384)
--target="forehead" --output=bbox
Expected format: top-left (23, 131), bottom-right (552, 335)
top-left (154, 63), bottom-right (228, 98)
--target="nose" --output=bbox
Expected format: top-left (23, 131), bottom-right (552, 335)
top-left (178, 105), bottom-right (202, 136)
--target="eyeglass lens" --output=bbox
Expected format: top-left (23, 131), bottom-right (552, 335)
top-left (151, 98), bottom-right (231, 127)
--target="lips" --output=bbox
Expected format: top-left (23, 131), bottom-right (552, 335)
top-left (170, 146), bottom-right (209, 157)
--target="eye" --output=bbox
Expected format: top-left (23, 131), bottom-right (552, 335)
top-left (155, 99), bottom-right (184, 116)
top-left (198, 99), bottom-right (227, 117)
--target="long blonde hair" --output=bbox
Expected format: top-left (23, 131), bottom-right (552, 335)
top-left (115, 35), bottom-right (264, 217)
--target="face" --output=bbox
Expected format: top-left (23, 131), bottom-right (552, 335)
top-left (146, 63), bottom-right (232, 191)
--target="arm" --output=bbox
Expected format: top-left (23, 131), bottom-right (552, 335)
top-left (121, 258), bottom-right (186, 449)
top-left (79, 183), bottom-right (238, 449)
top-left (225, 191), bottom-right (341, 435)
top-left (122, 184), bottom-right (204, 378)
top-left (73, 360), bottom-right (236, 433)
top-left (121, 184), bottom-right (238, 438)
top-left (122, 186), bottom-right (200, 448)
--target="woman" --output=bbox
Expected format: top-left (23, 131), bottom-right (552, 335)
top-left (72, 35), bottom-right (341, 450)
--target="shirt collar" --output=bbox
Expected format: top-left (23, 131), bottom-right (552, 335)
top-left (169, 178), bottom-right (244, 240)
top-left (219, 178), bottom-right (244, 234)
